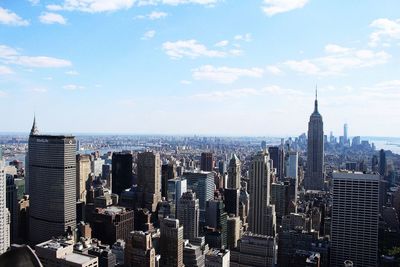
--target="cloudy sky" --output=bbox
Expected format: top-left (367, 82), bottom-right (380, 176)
top-left (0, 0), bottom-right (399, 137)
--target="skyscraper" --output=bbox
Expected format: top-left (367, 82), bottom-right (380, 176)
top-left (28, 119), bottom-right (77, 244)
top-left (201, 152), bottom-right (213, 172)
top-left (160, 218), bottom-right (184, 267)
top-left (0, 150), bottom-right (10, 254)
top-left (305, 91), bottom-right (324, 190)
top-left (286, 151), bottom-right (298, 180)
top-left (76, 154), bottom-right (91, 202)
top-left (227, 154), bottom-right (241, 189)
top-left (177, 190), bottom-right (200, 242)
top-left (125, 231), bottom-right (156, 267)
top-left (136, 151), bottom-right (162, 212)
top-left (343, 123), bottom-right (348, 144)
top-left (330, 172), bottom-right (379, 267)
top-left (162, 163), bottom-right (176, 199)
top-left (249, 150), bottom-right (275, 236)
top-left (268, 146), bottom-right (284, 180)
top-left (379, 149), bottom-right (387, 177)
top-left (112, 152), bottom-right (133, 196)
top-left (182, 171), bottom-right (214, 223)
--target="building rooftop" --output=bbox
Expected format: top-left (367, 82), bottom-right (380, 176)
top-left (332, 171), bottom-right (380, 181)
top-left (65, 253), bottom-right (96, 264)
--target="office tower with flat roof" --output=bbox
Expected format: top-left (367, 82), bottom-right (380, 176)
top-left (168, 177), bottom-right (187, 218)
top-left (249, 150), bottom-right (275, 235)
top-left (330, 172), bottom-right (379, 267)
top-left (177, 190), bottom-right (200, 242)
top-left (201, 152), bottom-right (213, 172)
top-left (136, 151), bottom-right (162, 213)
top-left (227, 154), bottom-right (241, 189)
top-left (223, 188), bottom-right (240, 217)
top-left (125, 231), bottom-right (156, 267)
top-left (226, 215), bottom-right (241, 249)
top-left (28, 119), bottom-right (77, 245)
top-left (76, 154), bottom-right (91, 202)
top-left (286, 151), bottom-right (298, 180)
top-left (205, 198), bottom-right (227, 248)
top-left (268, 146), bottom-right (285, 180)
top-left (271, 182), bottom-right (289, 226)
top-left (305, 91), bottom-right (324, 190)
top-left (160, 218), bottom-right (184, 267)
top-left (112, 152), bottom-right (133, 196)
top-left (230, 233), bottom-right (276, 267)
top-left (162, 163), bottom-right (176, 199)
top-left (182, 171), bottom-right (214, 223)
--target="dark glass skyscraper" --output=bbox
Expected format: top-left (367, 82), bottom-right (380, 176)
top-left (305, 91), bottom-right (324, 190)
top-left (379, 149), bottom-right (387, 177)
top-left (200, 152), bottom-right (213, 172)
top-left (111, 152), bottom-right (133, 196)
top-left (28, 119), bottom-right (77, 245)
top-left (268, 146), bottom-right (284, 180)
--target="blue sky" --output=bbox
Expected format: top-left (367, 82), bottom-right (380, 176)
top-left (0, 0), bottom-right (399, 137)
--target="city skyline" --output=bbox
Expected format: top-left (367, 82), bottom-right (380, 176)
top-left (0, 1), bottom-right (400, 136)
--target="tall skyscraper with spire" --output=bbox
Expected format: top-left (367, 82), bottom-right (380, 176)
top-left (304, 90), bottom-right (325, 190)
top-left (28, 117), bottom-right (77, 244)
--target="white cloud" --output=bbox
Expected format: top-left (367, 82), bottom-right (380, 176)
top-left (28, 0), bottom-right (40, 5)
top-left (262, 0), bottom-right (309, 16)
top-left (215, 40), bottom-right (229, 47)
top-left (234, 33), bottom-right (252, 42)
top-left (141, 30), bottom-right (156, 40)
top-left (369, 18), bottom-right (400, 47)
top-left (266, 65), bottom-right (283, 75)
top-left (136, 11), bottom-right (168, 19)
top-left (162, 40), bottom-right (237, 59)
top-left (0, 90), bottom-right (7, 97)
top-left (283, 44), bottom-right (391, 75)
top-left (138, 0), bottom-right (218, 6)
top-left (47, 0), bottom-right (135, 13)
top-left (0, 65), bottom-right (14, 75)
top-left (39, 12), bottom-right (67, 25)
top-left (63, 84), bottom-right (85, 90)
top-left (0, 7), bottom-right (29, 26)
top-left (65, 70), bottom-right (79, 75)
top-left (0, 45), bottom-right (72, 68)
top-left (192, 65), bottom-right (264, 84)
top-left (191, 85), bottom-right (301, 100)
top-left (180, 80), bottom-right (192, 85)
top-left (29, 87), bottom-right (48, 93)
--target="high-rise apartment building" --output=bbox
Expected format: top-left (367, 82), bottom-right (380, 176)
top-left (227, 154), bottom-right (241, 189)
top-left (177, 190), bottom-right (200, 242)
top-left (205, 198), bottom-right (227, 248)
top-left (305, 92), bottom-right (324, 190)
top-left (112, 152), bottom-right (133, 196)
top-left (136, 151), bottom-right (162, 212)
top-left (249, 150), bottom-right (275, 235)
top-left (160, 218), bottom-right (184, 267)
top-left (76, 154), bottom-right (91, 202)
top-left (28, 120), bottom-right (77, 245)
top-left (201, 152), bottom-right (213, 172)
top-left (330, 172), bottom-right (379, 267)
top-left (167, 177), bottom-right (187, 218)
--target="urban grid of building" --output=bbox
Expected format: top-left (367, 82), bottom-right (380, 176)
top-left (0, 93), bottom-right (400, 267)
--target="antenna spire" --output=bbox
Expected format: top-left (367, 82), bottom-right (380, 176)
top-left (314, 85), bottom-right (318, 112)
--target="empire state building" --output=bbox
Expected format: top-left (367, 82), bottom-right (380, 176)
top-left (305, 91), bottom-right (324, 190)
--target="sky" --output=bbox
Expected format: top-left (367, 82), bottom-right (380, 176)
top-left (0, 0), bottom-right (399, 137)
